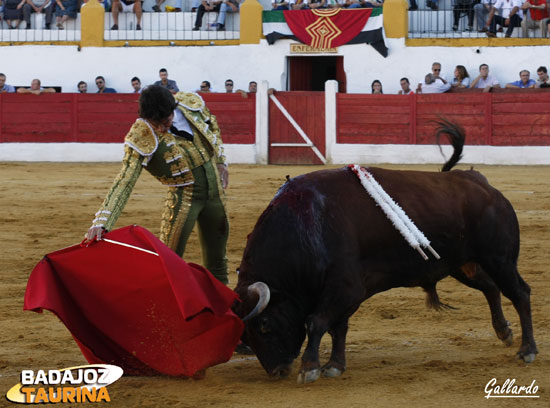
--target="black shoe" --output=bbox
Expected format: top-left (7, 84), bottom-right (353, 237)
top-left (152, 5), bottom-right (160, 11)
top-left (452, 24), bottom-right (458, 31)
top-left (486, 31), bottom-right (496, 37)
top-left (111, 24), bottom-right (118, 30)
top-left (466, 26), bottom-right (473, 31)
top-left (216, 23), bottom-right (225, 31)
top-left (430, 3), bottom-right (438, 9)
top-left (408, 5), bottom-right (418, 10)
top-left (26, 25), bottom-right (32, 29)
top-left (192, 26), bottom-right (200, 31)
top-left (136, 24), bottom-right (141, 30)
top-left (45, 23), bottom-right (50, 29)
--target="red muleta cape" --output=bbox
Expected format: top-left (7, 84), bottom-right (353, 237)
top-left (24, 225), bottom-right (244, 377)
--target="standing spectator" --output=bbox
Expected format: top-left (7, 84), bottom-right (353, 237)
top-left (55, 0), bottom-right (78, 29)
top-left (505, 70), bottom-right (536, 88)
top-left (486, 0), bottom-right (523, 37)
top-left (215, 0), bottom-right (239, 31)
top-left (520, 0), bottom-right (548, 37)
top-left (475, 0), bottom-right (497, 32)
top-left (224, 79), bottom-right (234, 93)
top-left (95, 76), bottom-right (117, 93)
top-left (451, 65), bottom-right (471, 88)
top-left (23, 0), bottom-right (53, 29)
top-left (416, 74), bottom-right (451, 94)
top-left (193, 0), bottom-right (222, 31)
top-left (397, 77), bottom-right (414, 94)
top-left (131, 76), bottom-right (142, 93)
top-left (198, 80), bottom-right (212, 92)
top-left (0, 73), bottom-right (16, 93)
top-left (469, 63), bottom-right (500, 91)
top-left (17, 78), bottom-right (55, 94)
top-left (371, 80), bottom-right (383, 94)
top-left (4, 0), bottom-right (24, 29)
top-left (431, 62), bottom-right (448, 85)
top-left (110, 0), bottom-right (142, 30)
top-left (154, 68), bottom-right (179, 94)
top-left (535, 66), bottom-right (550, 87)
top-left (453, 0), bottom-right (474, 31)
top-left (77, 80), bottom-right (87, 93)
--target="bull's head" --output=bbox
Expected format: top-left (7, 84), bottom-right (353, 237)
top-left (237, 282), bottom-right (306, 378)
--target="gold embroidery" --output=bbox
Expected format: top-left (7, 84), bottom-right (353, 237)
top-left (159, 186), bottom-right (194, 250)
top-left (174, 92), bottom-right (205, 111)
top-left (125, 120), bottom-right (158, 156)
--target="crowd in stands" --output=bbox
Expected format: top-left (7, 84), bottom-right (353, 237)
top-left (370, 62), bottom-right (550, 95)
top-left (272, 0), bottom-right (383, 10)
top-left (0, 70), bottom-right (259, 94)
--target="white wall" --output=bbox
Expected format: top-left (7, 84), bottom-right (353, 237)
top-left (1, 39), bottom-right (548, 94)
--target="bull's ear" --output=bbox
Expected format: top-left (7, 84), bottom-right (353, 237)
top-left (260, 317), bottom-right (271, 334)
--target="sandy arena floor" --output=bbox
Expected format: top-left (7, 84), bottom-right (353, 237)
top-left (0, 162), bottom-right (548, 408)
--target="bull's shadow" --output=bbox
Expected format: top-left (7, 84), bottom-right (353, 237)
top-left (232, 119), bottom-right (538, 384)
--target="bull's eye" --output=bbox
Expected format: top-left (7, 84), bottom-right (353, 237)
top-left (260, 317), bottom-right (271, 334)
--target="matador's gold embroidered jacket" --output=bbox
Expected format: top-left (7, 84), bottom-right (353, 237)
top-left (91, 92), bottom-right (226, 231)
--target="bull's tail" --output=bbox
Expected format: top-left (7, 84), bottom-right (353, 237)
top-left (435, 118), bottom-right (465, 172)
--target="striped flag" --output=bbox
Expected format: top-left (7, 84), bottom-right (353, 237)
top-left (263, 9), bottom-right (387, 57)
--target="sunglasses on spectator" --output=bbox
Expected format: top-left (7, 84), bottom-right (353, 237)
top-left (225, 83), bottom-right (233, 86)
top-left (433, 69), bottom-right (441, 72)
top-left (96, 81), bottom-right (104, 84)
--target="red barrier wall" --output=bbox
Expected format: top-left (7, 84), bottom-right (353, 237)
top-left (337, 90), bottom-right (550, 146)
top-left (0, 93), bottom-right (256, 144)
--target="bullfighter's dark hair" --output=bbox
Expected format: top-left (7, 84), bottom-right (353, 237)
top-left (139, 85), bottom-right (176, 123)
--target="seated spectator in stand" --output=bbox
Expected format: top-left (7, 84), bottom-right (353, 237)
top-left (290, 0), bottom-right (307, 9)
top-left (193, 0), bottom-right (221, 30)
top-left (272, 0), bottom-right (289, 9)
top-left (475, 0), bottom-right (497, 32)
top-left (198, 80), bottom-right (212, 92)
top-left (469, 63), bottom-right (500, 91)
top-left (505, 69), bottom-right (536, 88)
top-left (95, 76), bottom-right (117, 93)
top-left (426, 0), bottom-right (439, 10)
top-left (0, 73), bottom-right (16, 93)
top-left (409, 0), bottom-right (418, 11)
top-left (17, 78), bottom-right (55, 94)
top-left (535, 66), bottom-right (550, 87)
top-left (55, 0), bottom-right (78, 29)
top-left (451, 65), bottom-right (471, 88)
top-left (215, 0), bottom-right (239, 31)
top-left (152, 0), bottom-right (164, 11)
top-left (486, 0), bottom-right (523, 37)
top-left (453, 0), bottom-right (474, 31)
top-left (325, 0), bottom-right (343, 8)
top-left (371, 80), bottom-right (383, 94)
top-left (154, 68), bottom-right (179, 94)
top-left (520, 0), bottom-right (548, 37)
top-left (308, 0), bottom-right (325, 8)
top-left (131, 76), bottom-right (142, 93)
top-left (431, 62), bottom-right (448, 86)
top-left (111, 0), bottom-right (142, 30)
top-left (397, 77), bottom-right (414, 94)
top-left (416, 73), bottom-right (451, 94)
top-left (23, 0), bottom-right (53, 29)
top-left (4, 0), bottom-right (24, 29)
top-left (224, 79), bottom-right (234, 93)
top-left (77, 80), bottom-right (87, 93)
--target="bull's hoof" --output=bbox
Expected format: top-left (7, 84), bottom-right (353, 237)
top-left (501, 330), bottom-right (514, 347)
top-left (521, 353), bottom-right (536, 363)
top-left (321, 366), bottom-right (343, 378)
top-left (297, 368), bottom-right (321, 384)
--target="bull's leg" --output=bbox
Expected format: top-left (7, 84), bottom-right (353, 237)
top-left (297, 315), bottom-right (328, 384)
top-left (321, 319), bottom-right (349, 378)
top-left (480, 262), bottom-right (538, 363)
top-left (450, 266), bottom-right (513, 345)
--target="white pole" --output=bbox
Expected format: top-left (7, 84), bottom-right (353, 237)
top-left (255, 80), bottom-right (269, 164)
top-left (325, 80), bottom-right (338, 165)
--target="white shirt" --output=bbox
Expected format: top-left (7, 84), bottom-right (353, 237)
top-left (474, 75), bottom-right (500, 88)
top-left (493, 0), bottom-right (523, 18)
top-left (421, 81), bottom-right (451, 94)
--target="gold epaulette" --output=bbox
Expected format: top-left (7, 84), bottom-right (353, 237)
top-left (174, 92), bottom-right (205, 112)
top-left (124, 119), bottom-right (158, 156)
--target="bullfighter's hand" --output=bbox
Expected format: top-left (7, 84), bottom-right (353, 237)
top-left (85, 226), bottom-right (106, 243)
top-left (217, 163), bottom-right (229, 190)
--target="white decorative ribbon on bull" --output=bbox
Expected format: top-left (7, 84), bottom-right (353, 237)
top-left (349, 164), bottom-right (440, 261)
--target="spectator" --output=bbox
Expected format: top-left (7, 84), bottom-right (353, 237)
top-left (55, 0), bottom-right (78, 29)
top-left (248, 81), bottom-right (257, 93)
top-left (475, 0), bottom-right (497, 32)
top-left (426, 0), bottom-right (438, 10)
top-left (272, 0), bottom-right (289, 9)
top-left (520, 0), bottom-right (548, 37)
top-left (453, 0), bottom-right (474, 31)
top-left (224, 79), bottom-right (234, 93)
top-left (469, 63), bottom-right (500, 91)
top-left (431, 62), bottom-right (448, 85)
top-left (215, 0), bottom-right (239, 31)
top-left (95, 76), bottom-right (117, 93)
top-left (290, 0), bottom-right (307, 9)
top-left (198, 80), bottom-right (211, 92)
top-left (110, 0), bottom-right (142, 30)
top-left (535, 66), bottom-right (550, 88)
top-left (416, 73), bottom-right (451, 94)
top-left (308, 0), bottom-right (325, 8)
top-left (4, 0), bottom-right (24, 29)
top-left (0, 73), bottom-right (16, 93)
top-left (486, 0), bottom-right (523, 38)
top-left (325, 0), bottom-right (343, 7)
top-left (77, 80), bottom-right (87, 93)
top-left (17, 78), bottom-right (55, 94)
top-left (23, 0), bottom-right (53, 29)
top-left (371, 79), bottom-right (383, 94)
top-left (409, 0), bottom-right (418, 11)
top-left (193, 0), bottom-right (221, 30)
top-left (131, 76), bottom-right (142, 93)
top-left (154, 68), bottom-right (179, 94)
top-left (397, 77), bottom-right (414, 95)
top-left (505, 69), bottom-right (536, 88)
top-left (152, 0), bottom-right (164, 11)
top-left (451, 65), bottom-right (471, 88)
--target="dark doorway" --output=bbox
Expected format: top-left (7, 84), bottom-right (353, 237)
top-left (288, 56), bottom-right (346, 93)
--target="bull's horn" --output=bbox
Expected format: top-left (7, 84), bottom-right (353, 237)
top-left (242, 282), bottom-right (271, 322)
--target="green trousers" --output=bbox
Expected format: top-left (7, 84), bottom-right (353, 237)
top-left (160, 160), bottom-right (229, 284)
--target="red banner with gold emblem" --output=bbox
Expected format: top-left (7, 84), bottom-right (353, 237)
top-left (283, 9), bottom-right (373, 49)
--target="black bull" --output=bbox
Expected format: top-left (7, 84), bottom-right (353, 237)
top-left (233, 121), bottom-right (538, 384)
